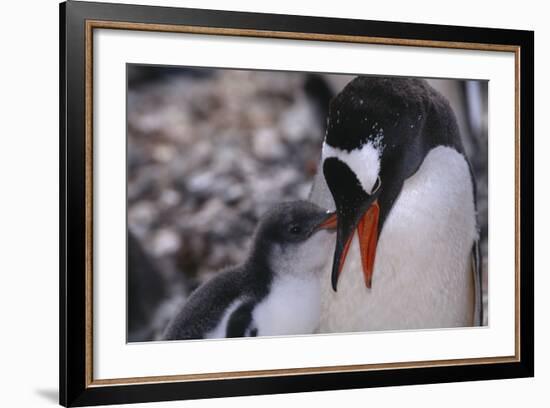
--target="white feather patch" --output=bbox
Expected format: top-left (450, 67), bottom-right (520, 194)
top-left (249, 231), bottom-right (334, 336)
top-left (322, 142), bottom-right (381, 194)
top-left (252, 275), bottom-right (322, 336)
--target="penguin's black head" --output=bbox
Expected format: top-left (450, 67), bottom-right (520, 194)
top-left (250, 201), bottom-right (336, 278)
top-left (325, 77), bottom-right (432, 153)
top-left (322, 77), bottom-right (438, 291)
top-left (254, 201), bottom-right (336, 246)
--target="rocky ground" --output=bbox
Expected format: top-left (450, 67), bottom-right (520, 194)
top-left (127, 67), bottom-right (488, 341)
top-left (127, 67), bottom-right (351, 340)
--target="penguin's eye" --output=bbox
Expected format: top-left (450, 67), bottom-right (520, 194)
top-left (289, 225), bottom-right (302, 235)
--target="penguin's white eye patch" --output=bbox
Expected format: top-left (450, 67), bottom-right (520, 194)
top-left (322, 141), bottom-right (381, 194)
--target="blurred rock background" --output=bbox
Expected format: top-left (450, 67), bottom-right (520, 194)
top-left (126, 66), bottom-right (488, 342)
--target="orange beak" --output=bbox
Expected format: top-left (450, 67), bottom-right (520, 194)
top-left (323, 157), bottom-right (381, 291)
top-left (356, 201), bottom-right (380, 288)
top-left (333, 201), bottom-right (380, 289)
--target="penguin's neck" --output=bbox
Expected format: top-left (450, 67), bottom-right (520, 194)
top-left (250, 232), bottom-right (334, 337)
top-left (244, 244), bottom-right (276, 294)
top-left (313, 145), bottom-right (477, 332)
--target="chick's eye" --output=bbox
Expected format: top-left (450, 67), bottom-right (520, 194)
top-left (289, 225), bottom-right (302, 234)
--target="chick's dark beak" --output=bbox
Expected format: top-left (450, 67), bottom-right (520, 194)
top-left (323, 158), bottom-right (381, 291)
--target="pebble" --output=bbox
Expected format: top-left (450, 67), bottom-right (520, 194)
top-left (252, 127), bottom-right (286, 160)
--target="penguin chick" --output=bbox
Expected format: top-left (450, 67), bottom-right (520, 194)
top-left (162, 201), bottom-right (337, 341)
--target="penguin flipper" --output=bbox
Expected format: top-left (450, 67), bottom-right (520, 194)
top-left (226, 301), bottom-right (258, 338)
top-left (472, 240), bottom-right (484, 326)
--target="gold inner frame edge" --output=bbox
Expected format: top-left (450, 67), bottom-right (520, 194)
top-left (83, 19), bottom-right (522, 388)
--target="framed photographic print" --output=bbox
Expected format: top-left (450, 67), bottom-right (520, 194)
top-left (60, 0), bottom-right (534, 406)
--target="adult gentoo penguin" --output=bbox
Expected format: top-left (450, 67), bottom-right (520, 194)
top-left (309, 76), bottom-right (483, 332)
top-left (162, 201), bottom-right (337, 340)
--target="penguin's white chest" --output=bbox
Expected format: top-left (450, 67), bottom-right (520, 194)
top-left (315, 146), bottom-right (477, 332)
top-left (253, 276), bottom-right (322, 336)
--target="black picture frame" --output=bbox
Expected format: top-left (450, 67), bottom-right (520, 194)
top-left (60, 1), bottom-right (534, 406)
